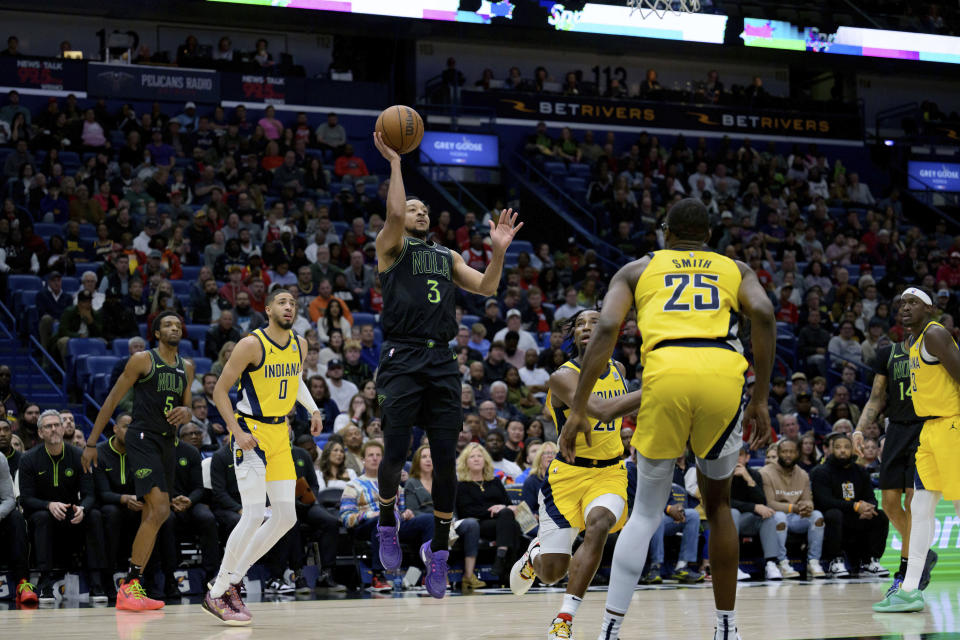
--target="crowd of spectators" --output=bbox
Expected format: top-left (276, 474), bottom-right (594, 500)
top-left (0, 80), bottom-right (957, 599)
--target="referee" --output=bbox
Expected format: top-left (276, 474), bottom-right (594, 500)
top-left (855, 336), bottom-right (936, 595)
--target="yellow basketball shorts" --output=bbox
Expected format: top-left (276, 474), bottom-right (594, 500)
top-left (235, 414), bottom-right (295, 483)
top-left (540, 459), bottom-right (628, 533)
top-left (915, 415), bottom-right (960, 500)
top-left (633, 346), bottom-right (747, 461)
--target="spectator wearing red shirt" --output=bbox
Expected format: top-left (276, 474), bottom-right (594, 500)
top-left (775, 282), bottom-right (799, 326)
top-left (521, 286), bottom-right (553, 336)
top-left (456, 211), bottom-right (478, 250)
top-left (935, 251), bottom-right (960, 288)
top-left (461, 232), bottom-right (491, 271)
top-left (334, 144), bottom-right (369, 179)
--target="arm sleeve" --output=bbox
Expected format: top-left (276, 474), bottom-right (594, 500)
top-left (18, 455), bottom-right (49, 513)
top-left (0, 456), bottom-right (15, 520)
top-left (211, 453), bottom-right (242, 512)
top-left (187, 449), bottom-right (205, 505)
top-left (93, 466), bottom-right (123, 505)
top-left (297, 377), bottom-right (319, 414)
top-left (729, 477), bottom-right (757, 513)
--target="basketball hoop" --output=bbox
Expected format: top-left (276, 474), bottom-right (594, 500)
top-left (627, 0), bottom-right (700, 19)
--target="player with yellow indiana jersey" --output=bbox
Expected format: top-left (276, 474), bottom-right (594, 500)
top-left (203, 289), bottom-right (324, 626)
top-left (875, 287), bottom-right (960, 614)
top-left (563, 199), bottom-right (776, 640)
top-left (509, 309), bottom-right (645, 640)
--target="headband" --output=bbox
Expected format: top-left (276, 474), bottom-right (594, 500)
top-left (902, 287), bottom-right (932, 306)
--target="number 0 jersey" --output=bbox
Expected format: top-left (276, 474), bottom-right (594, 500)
top-left (909, 320), bottom-right (960, 419)
top-left (237, 328), bottom-right (302, 419)
top-left (546, 358), bottom-right (628, 460)
top-left (634, 250), bottom-right (743, 365)
top-left (380, 237), bottom-right (458, 343)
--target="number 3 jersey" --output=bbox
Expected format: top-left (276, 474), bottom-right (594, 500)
top-left (236, 328), bottom-right (302, 419)
top-left (380, 237), bottom-right (458, 343)
top-left (634, 249), bottom-right (744, 366)
top-left (547, 359), bottom-right (628, 460)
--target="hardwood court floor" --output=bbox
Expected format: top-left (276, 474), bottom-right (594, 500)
top-left (4, 580), bottom-right (959, 640)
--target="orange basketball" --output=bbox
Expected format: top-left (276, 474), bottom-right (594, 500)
top-left (375, 105), bottom-right (424, 154)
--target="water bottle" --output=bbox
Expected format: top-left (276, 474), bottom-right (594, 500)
top-left (393, 571), bottom-right (403, 592)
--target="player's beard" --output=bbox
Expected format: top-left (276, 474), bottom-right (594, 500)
top-left (162, 333), bottom-right (181, 347)
top-left (406, 224), bottom-right (428, 240)
top-left (274, 316), bottom-right (294, 330)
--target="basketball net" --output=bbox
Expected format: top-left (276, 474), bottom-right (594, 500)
top-left (627, 0), bottom-right (700, 19)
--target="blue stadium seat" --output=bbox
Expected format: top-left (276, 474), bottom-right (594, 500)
top-left (171, 280), bottom-right (193, 297)
top-left (539, 332), bottom-right (552, 350)
top-left (77, 224), bottom-right (98, 241)
top-left (462, 314), bottom-right (480, 328)
top-left (373, 327), bottom-right (383, 345)
top-left (543, 162), bottom-right (567, 179)
top-left (846, 264), bottom-right (860, 279)
top-left (333, 221), bottom-right (349, 236)
top-left (58, 151), bottom-right (80, 167)
top-left (562, 177), bottom-right (586, 194)
top-left (569, 163), bottom-right (591, 178)
top-left (74, 262), bottom-right (102, 276)
top-left (178, 341), bottom-right (197, 358)
top-left (872, 265), bottom-right (886, 280)
top-left (79, 355), bottom-right (120, 390)
top-left (33, 223), bottom-right (61, 239)
top-left (181, 266), bottom-right (202, 282)
top-left (6, 274), bottom-right (43, 304)
top-left (190, 357), bottom-right (212, 375)
top-left (66, 338), bottom-right (108, 387)
top-left (113, 337), bottom-right (132, 356)
top-left (510, 240), bottom-right (534, 255)
top-left (352, 312), bottom-right (376, 327)
top-left (61, 277), bottom-right (80, 294)
top-left (185, 324), bottom-right (209, 347)
top-left (138, 323), bottom-right (147, 338)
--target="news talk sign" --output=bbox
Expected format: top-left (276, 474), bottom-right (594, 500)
top-left (86, 62), bottom-right (220, 102)
top-left (463, 92), bottom-right (862, 140)
top-left (0, 56), bottom-right (84, 92)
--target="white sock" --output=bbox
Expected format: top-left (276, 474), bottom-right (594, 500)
top-left (675, 560), bottom-right (688, 570)
top-left (716, 609), bottom-right (737, 637)
top-left (599, 611), bottom-right (623, 640)
top-left (559, 594), bottom-right (582, 618)
top-left (903, 489), bottom-right (940, 591)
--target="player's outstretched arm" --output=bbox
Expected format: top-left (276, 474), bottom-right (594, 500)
top-left (549, 365), bottom-right (642, 425)
top-left (452, 208), bottom-right (523, 297)
top-left (373, 132), bottom-right (405, 269)
top-left (294, 335), bottom-right (324, 435)
top-left (736, 261), bottom-right (776, 450)
top-left (853, 372), bottom-right (886, 457)
top-left (83, 351), bottom-right (152, 472)
top-left (923, 324), bottom-right (960, 384)
top-left (214, 335), bottom-right (261, 451)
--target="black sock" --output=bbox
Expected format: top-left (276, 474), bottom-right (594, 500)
top-left (431, 517), bottom-right (452, 552)
top-left (378, 499), bottom-right (396, 526)
top-left (898, 557), bottom-right (908, 578)
top-left (126, 563), bottom-right (143, 584)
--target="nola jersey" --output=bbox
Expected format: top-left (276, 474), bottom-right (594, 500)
top-left (237, 328), bottom-right (302, 419)
top-left (634, 250), bottom-right (744, 366)
top-left (909, 320), bottom-right (960, 419)
top-left (380, 237), bottom-right (458, 343)
top-left (133, 350), bottom-right (188, 434)
top-left (547, 359), bottom-right (628, 460)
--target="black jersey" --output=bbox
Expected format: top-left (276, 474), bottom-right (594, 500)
top-left (132, 349), bottom-right (188, 434)
top-left (380, 237), bottom-right (458, 343)
top-left (872, 341), bottom-right (919, 424)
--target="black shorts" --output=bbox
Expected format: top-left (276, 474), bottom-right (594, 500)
top-left (879, 420), bottom-right (923, 491)
top-left (376, 340), bottom-right (462, 436)
top-left (125, 427), bottom-right (176, 499)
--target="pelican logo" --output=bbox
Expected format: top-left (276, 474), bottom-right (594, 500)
top-left (135, 468), bottom-right (152, 479)
top-left (687, 112), bottom-right (720, 126)
top-left (95, 70), bottom-right (136, 93)
top-left (499, 98), bottom-right (536, 114)
top-left (179, 457), bottom-right (188, 467)
top-left (64, 468), bottom-right (74, 478)
top-left (296, 459), bottom-right (305, 467)
top-left (377, 394), bottom-right (386, 405)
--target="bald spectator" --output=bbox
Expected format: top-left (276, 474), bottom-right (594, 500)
top-left (73, 271), bottom-right (105, 311)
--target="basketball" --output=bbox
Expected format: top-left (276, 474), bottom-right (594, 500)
top-left (375, 105), bottom-right (424, 154)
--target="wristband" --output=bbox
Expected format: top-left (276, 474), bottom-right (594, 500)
top-left (853, 501), bottom-right (860, 512)
top-left (85, 443), bottom-right (96, 449)
top-left (787, 504), bottom-right (792, 514)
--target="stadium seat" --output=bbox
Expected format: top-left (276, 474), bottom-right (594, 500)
top-left (510, 240), bottom-right (534, 255)
top-left (6, 274), bottom-right (43, 304)
top-left (189, 356), bottom-right (212, 375)
top-left (33, 223), bottom-right (61, 239)
top-left (77, 224), bottom-right (97, 240)
top-left (178, 341), bottom-right (197, 358)
top-left (185, 324), bottom-right (210, 347)
top-left (462, 314), bottom-right (480, 328)
top-left (543, 162), bottom-right (567, 179)
top-left (181, 265), bottom-right (202, 282)
top-left (66, 338), bottom-right (108, 387)
top-left (352, 312), bottom-right (376, 327)
top-left (569, 163), bottom-right (591, 178)
top-left (333, 221), bottom-right (349, 236)
top-left (112, 337), bottom-right (132, 356)
top-left (562, 177), bottom-right (586, 194)
top-left (171, 280), bottom-right (193, 297)
top-left (79, 355), bottom-right (120, 390)
top-left (73, 262), bottom-right (102, 275)
top-left (61, 276), bottom-right (80, 294)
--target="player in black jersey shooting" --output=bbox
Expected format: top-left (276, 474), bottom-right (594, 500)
top-left (371, 131), bottom-right (522, 597)
top-left (83, 311), bottom-right (194, 610)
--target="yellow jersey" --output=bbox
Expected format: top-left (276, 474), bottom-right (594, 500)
top-left (547, 358), bottom-right (628, 460)
top-left (909, 320), bottom-right (960, 418)
top-left (236, 328), bottom-right (302, 419)
top-left (634, 249), bottom-right (743, 365)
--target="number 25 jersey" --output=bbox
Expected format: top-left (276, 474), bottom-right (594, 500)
top-left (634, 250), bottom-right (744, 366)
